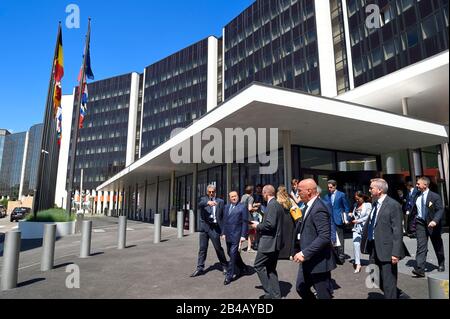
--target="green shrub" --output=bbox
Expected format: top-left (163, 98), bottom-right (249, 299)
top-left (25, 208), bottom-right (75, 222)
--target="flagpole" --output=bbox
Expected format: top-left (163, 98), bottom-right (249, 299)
top-left (66, 18), bottom-right (91, 216)
top-left (33, 22), bottom-right (62, 218)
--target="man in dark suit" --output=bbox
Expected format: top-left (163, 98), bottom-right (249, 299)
top-left (221, 191), bottom-right (249, 285)
top-left (405, 181), bottom-right (419, 237)
top-left (411, 176), bottom-right (445, 276)
top-left (323, 180), bottom-right (350, 264)
top-left (249, 185), bottom-right (284, 299)
top-left (361, 178), bottom-right (406, 299)
top-left (293, 179), bottom-right (336, 299)
top-left (190, 185), bottom-right (228, 277)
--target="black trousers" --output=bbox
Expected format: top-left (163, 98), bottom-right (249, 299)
top-left (196, 224), bottom-right (228, 271)
top-left (368, 240), bottom-right (398, 299)
top-left (336, 224), bottom-right (345, 261)
top-left (225, 241), bottom-right (246, 280)
top-left (254, 251), bottom-right (281, 299)
top-left (296, 266), bottom-right (332, 300)
top-left (415, 220), bottom-right (445, 271)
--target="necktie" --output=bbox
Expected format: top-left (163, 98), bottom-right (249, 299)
top-left (331, 193), bottom-right (335, 206)
top-left (421, 193), bottom-right (427, 221)
top-left (211, 198), bottom-right (216, 222)
top-left (368, 201), bottom-right (378, 241)
top-left (229, 204), bottom-right (234, 216)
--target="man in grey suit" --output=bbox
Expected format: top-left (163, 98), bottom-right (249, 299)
top-left (249, 185), bottom-right (284, 299)
top-left (361, 178), bottom-right (406, 299)
top-left (411, 176), bottom-right (445, 276)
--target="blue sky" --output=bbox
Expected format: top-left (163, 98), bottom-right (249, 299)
top-left (0, 0), bottom-right (254, 133)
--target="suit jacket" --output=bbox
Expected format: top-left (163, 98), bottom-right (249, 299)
top-left (256, 198), bottom-right (284, 253)
top-left (293, 197), bottom-right (336, 274)
top-left (361, 196), bottom-right (406, 262)
top-left (405, 187), bottom-right (419, 213)
top-left (324, 190), bottom-right (350, 226)
top-left (322, 199), bottom-right (337, 244)
top-left (198, 196), bottom-right (224, 232)
top-left (221, 202), bottom-right (248, 244)
top-left (410, 190), bottom-right (444, 228)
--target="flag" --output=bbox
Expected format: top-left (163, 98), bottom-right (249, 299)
top-left (77, 21), bottom-right (93, 129)
top-left (79, 79), bottom-right (88, 129)
top-left (53, 27), bottom-right (64, 146)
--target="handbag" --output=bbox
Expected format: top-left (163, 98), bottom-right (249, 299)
top-left (290, 205), bottom-right (302, 221)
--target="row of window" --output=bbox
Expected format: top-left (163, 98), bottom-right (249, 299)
top-left (143, 75), bottom-right (207, 101)
top-left (225, 0), bottom-right (314, 50)
top-left (83, 115), bottom-right (129, 128)
top-left (79, 131), bottom-right (126, 142)
top-left (76, 144), bottom-right (126, 156)
top-left (142, 111), bottom-right (202, 133)
top-left (145, 58), bottom-right (208, 87)
top-left (144, 92), bottom-right (206, 118)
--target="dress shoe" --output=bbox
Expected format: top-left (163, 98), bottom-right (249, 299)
top-left (412, 269), bottom-right (425, 277)
top-left (190, 269), bottom-right (204, 277)
top-left (223, 278), bottom-right (232, 285)
top-left (438, 265), bottom-right (445, 272)
top-left (354, 265), bottom-right (362, 274)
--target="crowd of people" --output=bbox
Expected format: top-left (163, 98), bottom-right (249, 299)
top-left (189, 176), bottom-right (446, 299)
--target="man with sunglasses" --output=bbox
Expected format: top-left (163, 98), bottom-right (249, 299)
top-left (190, 185), bottom-right (228, 277)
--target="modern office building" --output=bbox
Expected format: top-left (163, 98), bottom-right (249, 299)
top-left (51, 0), bottom-right (447, 226)
top-left (0, 124), bottom-right (45, 200)
top-left (64, 73), bottom-right (139, 213)
top-left (0, 131), bottom-right (27, 199)
top-left (140, 37), bottom-right (218, 156)
top-left (0, 129), bottom-right (10, 174)
top-left (19, 123), bottom-right (43, 197)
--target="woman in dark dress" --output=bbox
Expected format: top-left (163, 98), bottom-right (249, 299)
top-left (276, 185), bottom-right (297, 259)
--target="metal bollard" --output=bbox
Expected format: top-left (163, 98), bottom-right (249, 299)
top-left (40, 224), bottom-right (57, 271)
top-left (79, 220), bottom-right (92, 258)
top-left (118, 215), bottom-right (127, 249)
top-left (154, 213), bottom-right (161, 243)
top-left (428, 273), bottom-right (449, 299)
top-left (177, 211), bottom-right (184, 238)
top-left (75, 213), bottom-right (84, 234)
top-left (1, 231), bottom-right (21, 291)
top-left (189, 210), bottom-right (195, 234)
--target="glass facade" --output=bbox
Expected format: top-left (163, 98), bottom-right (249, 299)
top-left (140, 38), bottom-right (209, 156)
top-left (0, 132), bottom-right (26, 198)
top-left (224, 0), bottom-right (320, 98)
top-left (330, 0), bottom-right (351, 93)
top-left (68, 73), bottom-right (132, 191)
top-left (21, 123), bottom-right (43, 196)
top-left (0, 129), bottom-right (10, 174)
top-left (347, 0), bottom-right (449, 87)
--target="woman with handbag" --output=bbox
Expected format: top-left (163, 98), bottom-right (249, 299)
top-left (348, 191), bottom-right (371, 273)
top-left (277, 185), bottom-right (299, 259)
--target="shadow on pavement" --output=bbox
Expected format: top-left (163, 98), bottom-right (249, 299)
top-left (54, 262), bottom-right (74, 269)
top-left (280, 281), bottom-right (292, 297)
top-left (405, 259), bottom-right (439, 272)
top-left (367, 292), bottom-right (384, 299)
top-left (17, 278), bottom-right (45, 288)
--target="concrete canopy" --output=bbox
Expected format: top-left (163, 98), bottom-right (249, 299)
top-left (97, 83), bottom-right (448, 192)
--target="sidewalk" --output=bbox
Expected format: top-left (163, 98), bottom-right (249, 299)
top-left (0, 216), bottom-right (447, 299)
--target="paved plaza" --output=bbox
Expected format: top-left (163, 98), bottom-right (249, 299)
top-left (0, 216), bottom-right (448, 299)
